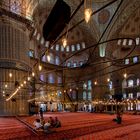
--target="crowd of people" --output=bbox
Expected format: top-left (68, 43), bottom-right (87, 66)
top-left (33, 116), bottom-right (61, 133)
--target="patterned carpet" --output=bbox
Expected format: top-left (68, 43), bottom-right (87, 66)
top-left (21, 112), bottom-right (140, 140)
top-left (0, 117), bottom-right (37, 140)
top-left (0, 113), bottom-right (140, 140)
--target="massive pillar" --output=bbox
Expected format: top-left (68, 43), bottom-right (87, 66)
top-left (0, 17), bottom-right (31, 115)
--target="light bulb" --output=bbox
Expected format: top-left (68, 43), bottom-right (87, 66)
top-left (62, 38), bottom-right (67, 48)
top-left (38, 64), bottom-right (42, 71)
top-left (47, 55), bottom-right (50, 62)
top-left (94, 81), bottom-right (97, 85)
top-left (107, 78), bottom-right (110, 82)
top-left (27, 76), bottom-right (31, 81)
top-left (24, 81), bottom-right (26, 84)
top-left (84, 8), bottom-right (92, 23)
top-left (32, 72), bottom-right (35, 77)
top-left (9, 73), bottom-right (12, 78)
top-left (5, 84), bottom-right (8, 88)
top-left (21, 84), bottom-right (23, 87)
top-left (123, 73), bottom-right (127, 78)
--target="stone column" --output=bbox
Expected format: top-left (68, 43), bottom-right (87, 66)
top-left (0, 18), bottom-right (31, 115)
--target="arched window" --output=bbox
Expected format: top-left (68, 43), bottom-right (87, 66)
top-left (55, 44), bottom-right (59, 51)
top-left (61, 45), bottom-right (64, 51)
top-left (79, 61), bottom-right (83, 66)
top-left (71, 45), bottom-right (75, 52)
top-left (48, 73), bottom-right (55, 83)
top-left (66, 46), bottom-right (70, 52)
top-left (137, 79), bottom-right (140, 86)
top-left (88, 80), bottom-right (92, 90)
top-left (122, 39), bottom-right (127, 46)
top-left (109, 81), bottom-right (113, 89)
top-left (136, 37), bottom-right (140, 45)
top-left (83, 91), bottom-right (86, 100)
top-left (88, 91), bottom-right (91, 100)
top-left (81, 42), bottom-right (86, 49)
top-left (83, 83), bottom-right (87, 90)
top-left (55, 56), bottom-right (60, 65)
top-left (67, 61), bottom-right (71, 67)
top-left (48, 53), bottom-right (54, 64)
top-left (40, 37), bottom-right (44, 45)
top-left (45, 41), bottom-right (49, 48)
top-left (73, 62), bottom-right (77, 67)
top-left (128, 80), bottom-right (134, 87)
top-left (76, 44), bottom-right (80, 50)
top-left (133, 56), bottom-right (138, 63)
top-left (40, 74), bottom-right (45, 82)
top-left (125, 59), bottom-right (129, 64)
top-left (128, 39), bottom-right (133, 46)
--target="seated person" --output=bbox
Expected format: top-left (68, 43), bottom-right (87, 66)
top-left (53, 117), bottom-right (61, 128)
top-left (33, 119), bottom-right (43, 130)
top-left (48, 117), bottom-right (55, 127)
top-left (113, 111), bottom-right (122, 124)
top-left (44, 121), bottom-right (51, 132)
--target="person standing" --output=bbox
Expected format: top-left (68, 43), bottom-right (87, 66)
top-left (39, 108), bottom-right (43, 119)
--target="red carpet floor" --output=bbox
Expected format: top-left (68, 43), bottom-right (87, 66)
top-left (20, 112), bottom-right (140, 140)
top-left (0, 117), bottom-right (37, 140)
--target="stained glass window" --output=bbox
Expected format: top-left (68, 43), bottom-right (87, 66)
top-left (137, 79), bottom-right (140, 86)
top-left (125, 59), bottom-right (129, 64)
top-left (71, 45), bottom-right (75, 52)
top-left (77, 44), bottom-right (80, 50)
top-left (48, 73), bottom-right (55, 83)
top-left (83, 91), bottom-right (86, 100)
top-left (133, 56), bottom-right (138, 63)
top-left (128, 80), bottom-right (134, 87)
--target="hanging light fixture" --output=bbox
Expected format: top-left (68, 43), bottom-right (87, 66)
top-left (94, 81), bottom-right (97, 85)
top-left (47, 52), bottom-right (50, 62)
top-left (20, 83), bottom-right (23, 87)
top-left (84, 8), bottom-right (92, 23)
top-left (62, 38), bottom-right (67, 48)
top-left (27, 76), bottom-right (31, 81)
top-left (107, 78), bottom-right (110, 82)
top-left (62, 23), bottom-right (70, 48)
top-left (5, 84), bottom-right (8, 88)
top-left (9, 72), bottom-right (12, 78)
top-left (123, 73), bottom-right (127, 78)
top-left (32, 72), bottom-right (35, 77)
top-left (38, 64), bottom-right (42, 71)
top-left (84, 0), bottom-right (92, 23)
